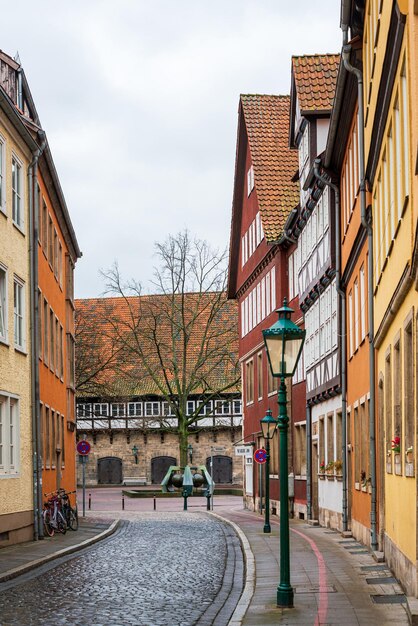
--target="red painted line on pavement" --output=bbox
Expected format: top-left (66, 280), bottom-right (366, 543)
top-left (290, 527), bottom-right (328, 626)
top-left (227, 510), bottom-right (328, 626)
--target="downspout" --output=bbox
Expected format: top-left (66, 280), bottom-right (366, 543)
top-left (341, 41), bottom-right (378, 551)
top-left (29, 130), bottom-right (46, 540)
top-left (306, 403), bottom-right (312, 519)
top-left (17, 68), bottom-right (23, 110)
top-left (313, 160), bottom-right (348, 532)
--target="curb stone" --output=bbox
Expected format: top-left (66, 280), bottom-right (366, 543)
top-left (207, 512), bottom-right (255, 626)
top-left (0, 519), bottom-right (120, 584)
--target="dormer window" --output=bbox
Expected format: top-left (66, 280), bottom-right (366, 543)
top-left (247, 165), bottom-right (254, 196)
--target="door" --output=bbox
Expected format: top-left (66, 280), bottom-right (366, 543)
top-left (206, 455), bottom-right (233, 484)
top-left (151, 456), bottom-right (176, 484)
top-left (312, 443), bottom-right (319, 519)
top-left (98, 457), bottom-right (122, 484)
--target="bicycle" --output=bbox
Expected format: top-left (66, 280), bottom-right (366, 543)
top-left (42, 491), bottom-right (67, 536)
top-left (59, 488), bottom-right (79, 531)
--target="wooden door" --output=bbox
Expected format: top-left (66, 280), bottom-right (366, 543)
top-left (206, 455), bottom-right (232, 484)
top-left (98, 457), bottom-right (122, 484)
top-left (312, 442), bottom-right (319, 519)
top-left (151, 456), bottom-right (176, 484)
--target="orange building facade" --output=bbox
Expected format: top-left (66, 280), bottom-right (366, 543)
top-left (37, 151), bottom-right (80, 497)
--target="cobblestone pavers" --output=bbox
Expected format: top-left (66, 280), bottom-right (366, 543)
top-left (0, 512), bottom-right (243, 626)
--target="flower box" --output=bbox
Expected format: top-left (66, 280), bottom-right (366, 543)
top-left (318, 473), bottom-right (325, 480)
top-left (327, 474), bottom-right (335, 481)
top-left (405, 462), bottom-right (414, 477)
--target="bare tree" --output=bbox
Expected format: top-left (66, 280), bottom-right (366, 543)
top-left (98, 231), bottom-right (240, 466)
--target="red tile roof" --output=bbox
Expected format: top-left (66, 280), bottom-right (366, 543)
top-left (75, 293), bottom-right (240, 398)
top-left (292, 54), bottom-right (340, 113)
top-left (240, 94), bottom-right (299, 241)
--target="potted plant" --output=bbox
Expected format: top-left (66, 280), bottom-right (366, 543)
top-left (406, 446), bottom-right (413, 463)
top-left (334, 459), bottom-right (343, 475)
top-left (319, 460), bottom-right (325, 478)
top-left (325, 460), bottom-right (334, 476)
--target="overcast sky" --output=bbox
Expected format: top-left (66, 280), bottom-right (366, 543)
top-left (2, 1), bottom-right (341, 297)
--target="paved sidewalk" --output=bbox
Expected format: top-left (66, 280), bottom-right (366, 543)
top-left (0, 517), bottom-right (118, 583)
top-left (220, 509), bottom-right (410, 626)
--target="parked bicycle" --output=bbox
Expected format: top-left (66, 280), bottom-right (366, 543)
top-left (43, 491), bottom-right (67, 536)
top-left (59, 488), bottom-right (79, 531)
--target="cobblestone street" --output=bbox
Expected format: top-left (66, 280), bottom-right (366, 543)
top-left (0, 512), bottom-right (244, 626)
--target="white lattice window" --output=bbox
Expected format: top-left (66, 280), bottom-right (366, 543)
top-left (0, 265), bottom-right (7, 342)
top-left (128, 402), bottom-right (142, 417)
top-left (94, 403), bottom-right (109, 417)
top-left (13, 277), bottom-right (25, 350)
top-left (0, 394), bottom-right (20, 475)
top-left (111, 403), bottom-right (126, 417)
top-left (247, 165), bottom-right (254, 196)
top-left (145, 402), bottom-right (160, 417)
top-left (12, 156), bottom-right (23, 230)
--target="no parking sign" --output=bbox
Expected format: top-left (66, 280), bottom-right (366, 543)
top-left (254, 448), bottom-right (267, 464)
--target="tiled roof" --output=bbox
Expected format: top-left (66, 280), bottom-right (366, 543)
top-left (292, 54), bottom-right (340, 113)
top-left (240, 94), bottom-right (299, 241)
top-left (75, 293), bottom-right (240, 399)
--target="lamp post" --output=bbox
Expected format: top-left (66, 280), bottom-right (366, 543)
top-left (263, 298), bottom-right (305, 608)
top-left (132, 445), bottom-right (139, 464)
top-left (187, 443), bottom-right (193, 464)
top-left (260, 408), bottom-right (277, 533)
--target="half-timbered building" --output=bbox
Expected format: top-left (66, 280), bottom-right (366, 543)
top-left (289, 54), bottom-right (343, 529)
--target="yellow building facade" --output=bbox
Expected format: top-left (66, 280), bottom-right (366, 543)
top-left (364, 0), bottom-right (418, 595)
top-left (0, 91), bottom-right (38, 544)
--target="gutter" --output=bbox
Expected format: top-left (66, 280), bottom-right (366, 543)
top-left (313, 160), bottom-right (348, 532)
top-left (341, 30), bottom-right (378, 552)
top-left (29, 129), bottom-right (47, 540)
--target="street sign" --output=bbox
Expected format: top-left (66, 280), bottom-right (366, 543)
top-left (235, 445), bottom-right (253, 457)
top-left (77, 440), bottom-right (91, 456)
top-left (254, 448), bottom-right (267, 464)
top-left (211, 446), bottom-right (225, 453)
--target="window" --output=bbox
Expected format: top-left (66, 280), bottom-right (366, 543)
top-left (359, 265), bottom-right (366, 341)
top-left (348, 290), bottom-right (353, 358)
top-left (13, 278), bottom-right (25, 350)
top-left (385, 349), bottom-right (392, 455)
top-left (12, 156), bottom-right (23, 230)
top-left (61, 414), bottom-right (65, 468)
top-left (187, 401), bottom-right (195, 416)
top-left (111, 403), bottom-right (126, 417)
top-left (67, 333), bottom-right (75, 387)
top-left (43, 298), bottom-right (48, 364)
top-left (404, 314), bottom-right (414, 453)
top-left (58, 242), bottom-right (63, 286)
top-left (393, 336), bottom-right (402, 446)
top-left (59, 324), bottom-right (64, 378)
top-left (0, 135), bottom-right (5, 214)
top-left (245, 359), bottom-right (254, 404)
top-left (0, 394), bottom-right (20, 475)
top-left (354, 279), bottom-right (359, 350)
top-left (45, 406), bottom-right (50, 467)
top-left (48, 216), bottom-right (53, 265)
top-left (49, 308), bottom-right (55, 371)
top-left (51, 410), bottom-right (56, 467)
top-left (94, 403), bottom-right (109, 417)
top-left (257, 352), bottom-right (263, 400)
top-left (0, 265), bottom-right (7, 342)
top-left (42, 201), bottom-right (47, 254)
top-left (66, 255), bottom-right (74, 303)
top-left (55, 317), bottom-right (59, 376)
top-left (38, 290), bottom-right (42, 357)
top-left (247, 165), bottom-right (254, 196)
top-left (145, 402), bottom-right (160, 417)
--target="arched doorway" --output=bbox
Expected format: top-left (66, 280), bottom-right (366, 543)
top-left (206, 455), bottom-right (233, 484)
top-left (98, 457), bottom-right (122, 484)
top-left (151, 456), bottom-right (176, 484)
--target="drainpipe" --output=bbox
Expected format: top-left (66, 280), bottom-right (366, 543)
top-left (17, 68), bottom-right (23, 110)
top-left (306, 403), bottom-right (312, 519)
top-left (313, 160), bottom-right (348, 533)
top-left (341, 40), bottom-right (378, 552)
top-left (29, 130), bottom-right (46, 540)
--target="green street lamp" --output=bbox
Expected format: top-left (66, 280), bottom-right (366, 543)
top-left (263, 298), bottom-right (306, 609)
top-left (260, 408), bottom-right (277, 533)
top-left (187, 443), bottom-right (193, 464)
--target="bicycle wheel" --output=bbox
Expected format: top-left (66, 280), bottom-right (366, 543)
top-left (43, 509), bottom-right (54, 537)
top-left (68, 507), bottom-right (78, 531)
top-left (57, 511), bottom-right (67, 534)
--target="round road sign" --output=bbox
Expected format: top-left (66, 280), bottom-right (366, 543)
top-left (77, 440), bottom-right (91, 456)
top-left (254, 448), bottom-right (267, 464)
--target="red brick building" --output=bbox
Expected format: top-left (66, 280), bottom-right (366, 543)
top-left (228, 94), bottom-right (306, 517)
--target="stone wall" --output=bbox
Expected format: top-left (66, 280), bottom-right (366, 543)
top-left (76, 428), bottom-right (243, 486)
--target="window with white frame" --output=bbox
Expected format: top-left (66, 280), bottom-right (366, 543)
top-left (94, 403), bottom-right (109, 417)
top-left (111, 403), bottom-right (126, 417)
top-left (359, 265), bottom-right (366, 341)
top-left (13, 277), bottom-right (25, 350)
top-left (233, 399), bottom-right (242, 414)
top-left (304, 281), bottom-right (337, 370)
top-left (128, 402), bottom-right (142, 417)
top-left (0, 394), bottom-right (20, 475)
top-left (12, 156), bottom-right (23, 230)
top-left (77, 403), bottom-right (92, 418)
top-left (240, 267), bottom-right (277, 337)
top-left (145, 402), bottom-right (160, 417)
top-left (0, 265), bottom-right (7, 342)
top-left (0, 135), bottom-right (5, 214)
top-left (247, 165), bottom-right (254, 196)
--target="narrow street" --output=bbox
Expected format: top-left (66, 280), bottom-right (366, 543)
top-left (0, 512), bottom-right (244, 626)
